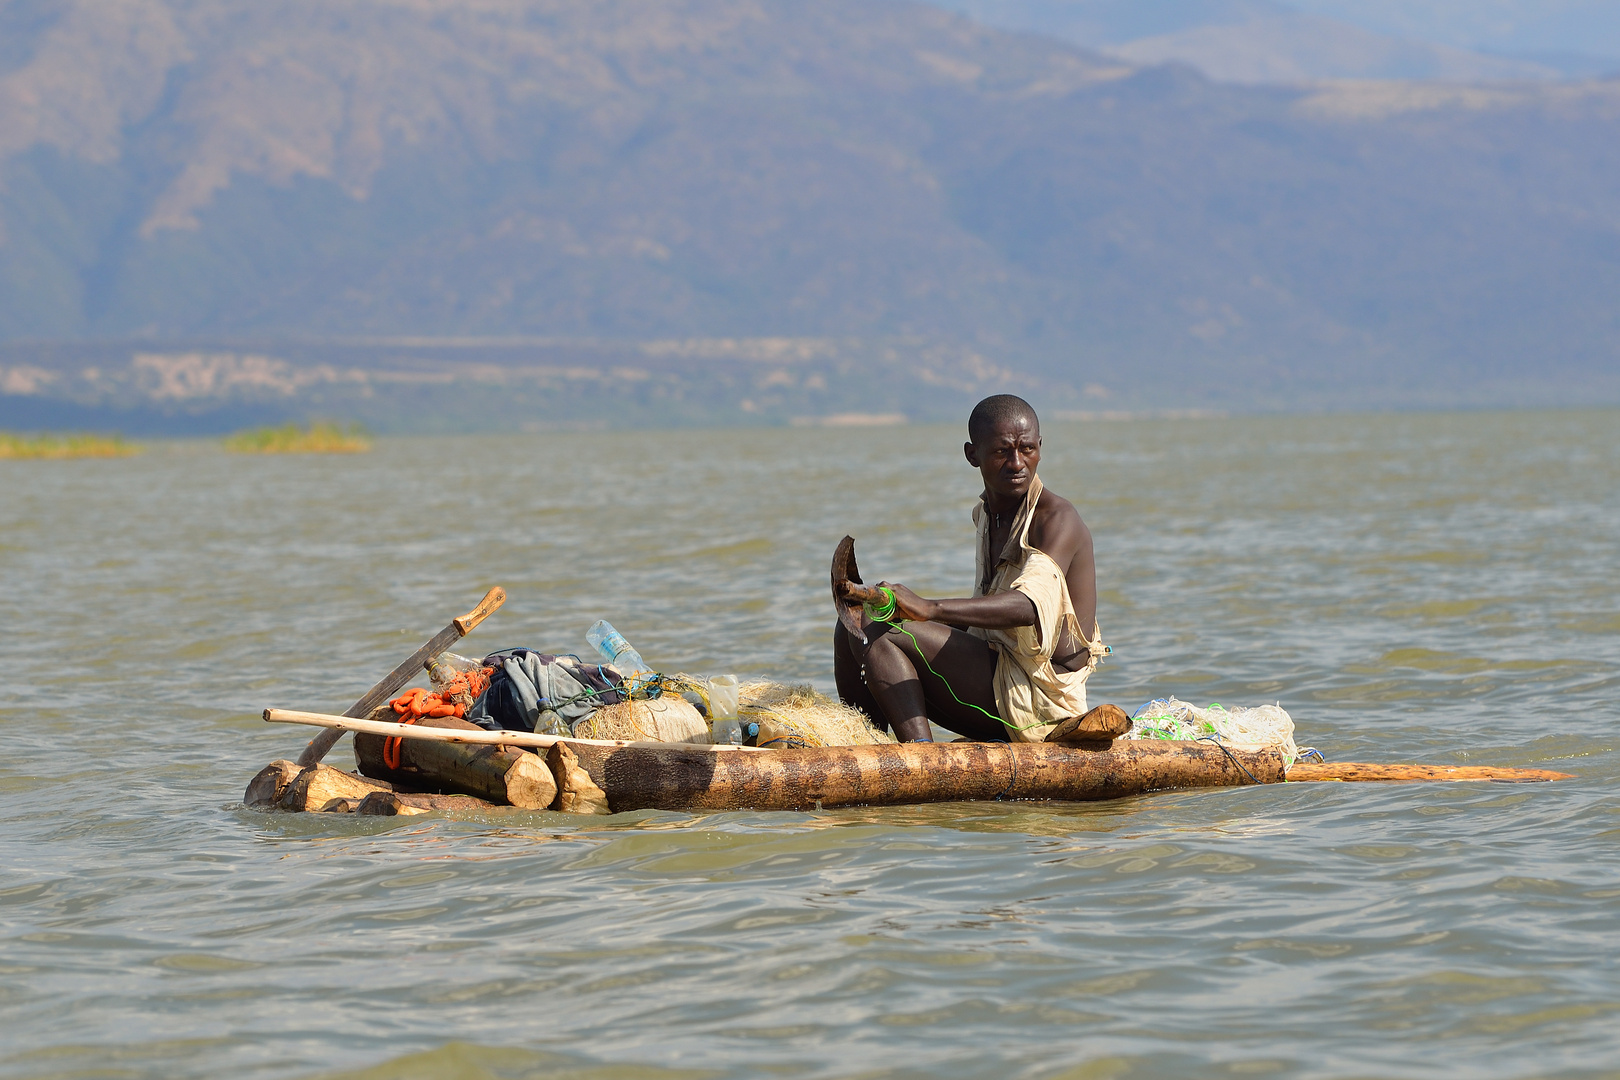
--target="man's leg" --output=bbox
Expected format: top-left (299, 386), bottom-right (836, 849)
top-left (834, 622), bottom-right (885, 726)
top-left (856, 620), bottom-right (1007, 742)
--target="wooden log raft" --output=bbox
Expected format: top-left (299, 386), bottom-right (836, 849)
top-left (263, 710), bottom-right (1573, 815)
top-left (353, 715), bottom-right (557, 809)
top-left (559, 739), bottom-right (1285, 813)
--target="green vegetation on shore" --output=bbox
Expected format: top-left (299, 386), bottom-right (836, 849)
top-left (0, 432), bottom-right (140, 460)
top-left (223, 422), bottom-right (371, 454)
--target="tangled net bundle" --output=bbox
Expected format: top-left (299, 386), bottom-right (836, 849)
top-left (1123, 697), bottom-right (1298, 765)
top-left (571, 691), bottom-right (710, 743)
top-left (735, 680), bottom-right (894, 748)
top-left (568, 676), bottom-right (891, 747)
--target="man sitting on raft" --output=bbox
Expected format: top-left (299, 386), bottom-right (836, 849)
top-left (834, 394), bottom-right (1107, 743)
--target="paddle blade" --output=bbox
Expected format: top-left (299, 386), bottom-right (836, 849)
top-left (831, 536), bottom-right (869, 644)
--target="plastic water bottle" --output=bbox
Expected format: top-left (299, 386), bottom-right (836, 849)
top-left (708, 674), bottom-right (742, 744)
top-left (425, 651), bottom-right (480, 689)
top-left (585, 620), bottom-right (654, 680)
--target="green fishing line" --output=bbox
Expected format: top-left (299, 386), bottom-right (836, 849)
top-left (865, 586), bottom-right (898, 623)
top-left (867, 613), bottom-right (1047, 733)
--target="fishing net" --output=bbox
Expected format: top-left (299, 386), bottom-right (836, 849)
top-left (572, 676), bottom-right (891, 748)
top-left (571, 695), bottom-right (710, 743)
top-left (736, 681), bottom-right (895, 748)
top-left (650, 675), bottom-right (893, 748)
top-left (1122, 697), bottom-right (1298, 765)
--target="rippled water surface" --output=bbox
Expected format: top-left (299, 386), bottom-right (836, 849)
top-left (2, 412), bottom-right (1617, 1079)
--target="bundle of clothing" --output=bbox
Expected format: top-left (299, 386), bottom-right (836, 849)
top-left (461, 649), bottom-right (626, 737)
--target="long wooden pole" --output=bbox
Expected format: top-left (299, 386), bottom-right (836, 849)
top-left (1286, 761), bottom-right (1572, 783)
top-left (294, 587), bottom-right (505, 767)
top-left (267, 707), bottom-right (766, 753)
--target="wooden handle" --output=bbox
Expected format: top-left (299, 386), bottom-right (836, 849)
top-left (454, 586), bottom-right (505, 634)
top-left (294, 585), bottom-right (509, 768)
top-left (841, 582), bottom-right (885, 603)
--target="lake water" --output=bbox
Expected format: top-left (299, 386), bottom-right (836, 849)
top-left (2, 411), bottom-right (1617, 1079)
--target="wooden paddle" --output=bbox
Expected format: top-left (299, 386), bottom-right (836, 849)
top-left (293, 587), bottom-right (506, 767)
top-left (831, 536), bottom-right (877, 644)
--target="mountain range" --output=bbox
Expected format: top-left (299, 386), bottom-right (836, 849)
top-left (929, 1), bottom-right (1620, 82)
top-left (2, 0), bottom-right (1618, 431)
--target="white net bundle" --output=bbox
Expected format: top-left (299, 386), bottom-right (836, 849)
top-left (1122, 697), bottom-right (1299, 765)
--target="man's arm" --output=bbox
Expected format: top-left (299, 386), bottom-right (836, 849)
top-left (844, 491), bottom-right (1095, 636)
top-left (865, 582), bottom-right (1038, 630)
top-left (1028, 495), bottom-right (1098, 647)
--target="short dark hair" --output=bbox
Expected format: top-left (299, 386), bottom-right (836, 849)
top-left (968, 394), bottom-right (1039, 445)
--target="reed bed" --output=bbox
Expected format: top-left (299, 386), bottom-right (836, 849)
top-left (223, 422), bottom-right (371, 454)
top-left (0, 432), bottom-right (140, 460)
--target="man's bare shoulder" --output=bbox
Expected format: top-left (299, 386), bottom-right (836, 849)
top-left (1031, 487), bottom-right (1090, 558)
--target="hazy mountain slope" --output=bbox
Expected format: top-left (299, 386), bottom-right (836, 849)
top-left (1111, 14), bottom-right (1561, 83)
top-left (924, 0), bottom-right (1565, 82)
top-left (1, 0), bottom-right (1619, 426)
top-left (0, 0), bottom-right (1120, 340)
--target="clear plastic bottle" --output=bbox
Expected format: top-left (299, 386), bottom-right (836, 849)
top-left (708, 674), bottom-right (741, 744)
top-left (585, 620), bottom-right (654, 681)
top-left (425, 651), bottom-right (481, 689)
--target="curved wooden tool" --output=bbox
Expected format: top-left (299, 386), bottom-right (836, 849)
top-left (294, 586), bottom-right (506, 768)
top-left (831, 535), bottom-right (882, 645)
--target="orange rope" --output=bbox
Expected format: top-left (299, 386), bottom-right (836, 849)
top-left (382, 666), bottom-right (494, 769)
top-left (382, 715), bottom-right (418, 769)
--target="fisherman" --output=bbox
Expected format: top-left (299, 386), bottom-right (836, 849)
top-left (833, 394), bottom-right (1107, 742)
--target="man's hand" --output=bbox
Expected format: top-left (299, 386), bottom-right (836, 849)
top-left (864, 582), bottom-right (1038, 631)
top-left (875, 582), bottom-right (939, 623)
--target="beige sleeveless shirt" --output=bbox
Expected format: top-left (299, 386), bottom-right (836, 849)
top-left (969, 474), bottom-right (1107, 742)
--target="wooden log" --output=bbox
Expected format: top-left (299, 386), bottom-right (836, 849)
top-left (547, 742), bottom-right (611, 814)
top-left (356, 790), bottom-right (507, 816)
top-left (1287, 762), bottom-right (1574, 783)
top-left (244, 759), bottom-right (303, 807)
top-left (354, 716), bottom-right (557, 809)
top-left (1045, 704), bottom-right (1132, 746)
top-left (560, 739), bottom-right (1285, 813)
top-left (278, 764), bottom-right (394, 812)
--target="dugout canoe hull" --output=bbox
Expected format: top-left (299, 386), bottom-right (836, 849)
top-left (554, 739), bottom-right (1285, 812)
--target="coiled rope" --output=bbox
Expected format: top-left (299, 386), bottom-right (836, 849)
top-left (382, 666), bottom-right (493, 770)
